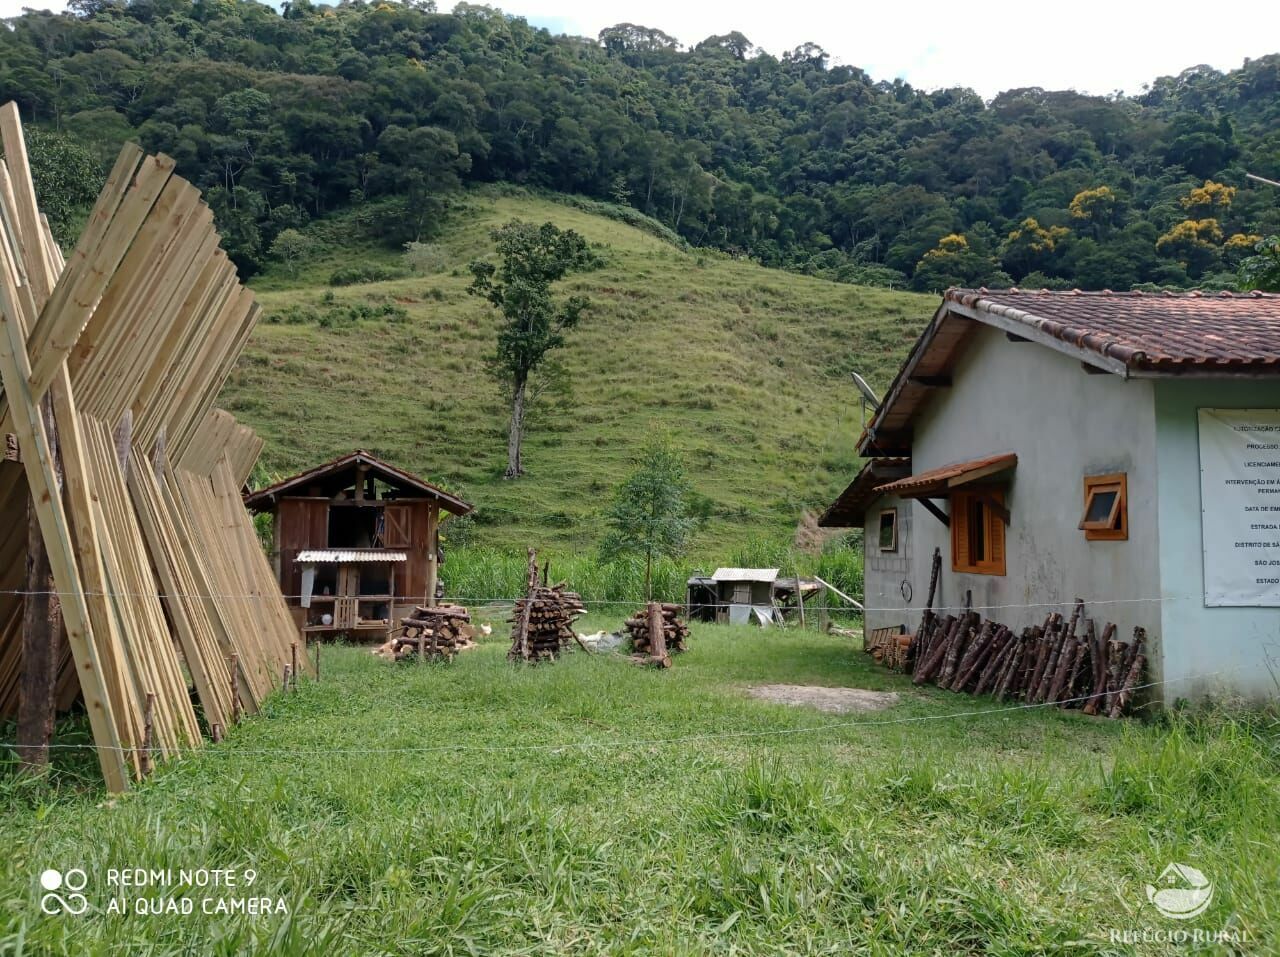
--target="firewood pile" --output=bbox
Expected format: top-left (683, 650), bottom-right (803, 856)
top-left (624, 602), bottom-right (689, 667)
top-left (906, 599), bottom-right (1147, 718)
top-left (508, 548), bottom-right (586, 662)
top-left (865, 626), bottom-right (912, 669)
top-left (375, 605), bottom-right (477, 662)
top-left (625, 604), bottom-right (689, 654)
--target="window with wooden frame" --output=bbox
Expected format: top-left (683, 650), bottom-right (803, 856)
top-left (951, 488), bottom-right (1006, 576)
top-left (1080, 473), bottom-right (1127, 541)
top-left (878, 508), bottom-right (898, 552)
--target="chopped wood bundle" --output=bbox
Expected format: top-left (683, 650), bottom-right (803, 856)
top-left (377, 604), bottom-right (477, 662)
top-left (624, 602), bottom-right (688, 667)
top-left (507, 586), bottom-right (586, 661)
top-left (624, 603), bottom-right (689, 655)
top-left (896, 600), bottom-right (1148, 718)
top-left (508, 548), bottom-right (586, 662)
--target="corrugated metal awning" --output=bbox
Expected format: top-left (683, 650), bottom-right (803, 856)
top-left (711, 568), bottom-right (779, 583)
top-left (295, 550), bottom-right (408, 563)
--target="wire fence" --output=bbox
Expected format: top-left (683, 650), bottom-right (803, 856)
top-left (1, 665), bottom-right (1258, 758)
top-left (0, 587), bottom-right (1201, 615)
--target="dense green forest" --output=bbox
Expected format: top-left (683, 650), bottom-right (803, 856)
top-left (3, 0), bottom-right (1280, 290)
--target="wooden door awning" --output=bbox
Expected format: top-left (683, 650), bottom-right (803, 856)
top-left (875, 452), bottom-right (1017, 498)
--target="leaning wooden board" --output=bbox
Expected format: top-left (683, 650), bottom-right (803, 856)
top-left (0, 101), bottom-right (297, 790)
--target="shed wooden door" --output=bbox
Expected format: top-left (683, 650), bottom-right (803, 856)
top-left (278, 498), bottom-right (328, 602)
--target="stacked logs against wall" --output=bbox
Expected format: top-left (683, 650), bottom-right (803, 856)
top-left (375, 605), bottom-right (477, 662)
top-left (624, 602), bottom-right (689, 668)
top-left (508, 548), bottom-right (586, 662)
top-left (904, 598), bottom-right (1148, 718)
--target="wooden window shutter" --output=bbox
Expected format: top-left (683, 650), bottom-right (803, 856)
top-left (951, 493), bottom-right (970, 572)
top-left (985, 491), bottom-right (1006, 576)
top-left (384, 504), bottom-right (411, 547)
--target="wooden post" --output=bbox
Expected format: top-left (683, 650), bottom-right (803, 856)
top-left (141, 692), bottom-right (155, 777)
top-left (211, 722), bottom-right (222, 743)
top-left (647, 601), bottom-right (670, 667)
top-left (425, 503), bottom-right (438, 608)
top-left (283, 663), bottom-right (292, 689)
top-left (513, 547), bottom-right (536, 662)
top-left (290, 642), bottom-right (298, 689)
top-left (314, 638), bottom-right (321, 682)
top-left (229, 654), bottom-right (241, 722)
top-left (16, 461), bottom-right (60, 773)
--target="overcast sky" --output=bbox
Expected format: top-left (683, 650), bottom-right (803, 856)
top-left (3, 0), bottom-right (1277, 98)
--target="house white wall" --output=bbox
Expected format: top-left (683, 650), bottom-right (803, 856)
top-left (864, 324), bottom-right (1164, 688)
top-left (1153, 381), bottom-right (1280, 705)
top-left (862, 491), bottom-right (915, 626)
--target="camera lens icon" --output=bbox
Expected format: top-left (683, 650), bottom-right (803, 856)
top-left (39, 868), bottom-right (89, 915)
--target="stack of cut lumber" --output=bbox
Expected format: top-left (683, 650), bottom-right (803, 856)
top-left (624, 603), bottom-right (689, 656)
top-left (508, 585), bottom-right (586, 662)
top-left (904, 600), bottom-right (1147, 718)
top-left (378, 605), bottom-right (477, 662)
top-left (0, 102), bottom-right (300, 792)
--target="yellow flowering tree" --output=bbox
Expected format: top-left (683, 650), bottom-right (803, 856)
top-left (1002, 217), bottom-right (1069, 277)
top-left (1069, 186), bottom-right (1119, 235)
top-left (1156, 219), bottom-right (1224, 277)
top-left (1181, 180), bottom-right (1236, 218)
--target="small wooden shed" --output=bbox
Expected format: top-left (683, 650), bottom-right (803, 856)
top-left (244, 451), bottom-right (472, 637)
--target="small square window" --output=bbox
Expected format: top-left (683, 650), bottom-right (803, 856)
top-left (1081, 473), bottom-right (1127, 541)
top-left (878, 508), bottom-right (898, 552)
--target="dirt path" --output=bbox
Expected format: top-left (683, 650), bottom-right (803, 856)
top-left (745, 684), bottom-right (900, 714)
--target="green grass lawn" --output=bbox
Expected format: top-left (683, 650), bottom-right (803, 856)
top-left (221, 190), bottom-right (936, 555)
top-left (3, 624), bottom-right (1275, 955)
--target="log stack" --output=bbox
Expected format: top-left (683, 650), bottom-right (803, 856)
top-left (376, 605), bottom-right (477, 662)
top-left (624, 602), bottom-right (689, 667)
top-left (898, 600), bottom-right (1148, 718)
top-left (625, 604), bottom-right (689, 655)
top-left (507, 585), bottom-right (586, 661)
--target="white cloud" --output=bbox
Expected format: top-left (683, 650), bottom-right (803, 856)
top-left (3, 0), bottom-right (1276, 98)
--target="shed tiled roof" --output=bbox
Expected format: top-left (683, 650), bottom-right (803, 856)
top-left (875, 453), bottom-right (1017, 497)
top-left (945, 288), bottom-right (1280, 373)
top-left (244, 449), bottom-right (472, 515)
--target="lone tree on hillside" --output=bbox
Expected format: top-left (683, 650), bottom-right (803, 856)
top-left (600, 435), bottom-right (694, 600)
top-left (468, 220), bottom-right (595, 478)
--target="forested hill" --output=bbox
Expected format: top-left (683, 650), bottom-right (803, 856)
top-left (3, 1), bottom-right (1279, 292)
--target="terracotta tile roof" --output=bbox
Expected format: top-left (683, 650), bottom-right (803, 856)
top-left (875, 452), bottom-right (1017, 497)
top-left (818, 457), bottom-right (910, 527)
top-left (945, 288), bottom-right (1280, 373)
top-left (856, 288), bottom-right (1280, 458)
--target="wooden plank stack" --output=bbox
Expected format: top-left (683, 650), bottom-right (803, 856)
top-left (508, 548), bottom-right (586, 662)
top-left (624, 603), bottom-right (689, 662)
top-left (903, 599), bottom-right (1147, 718)
top-left (0, 102), bottom-right (302, 790)
top-left (377, 605), bottom-right (477, 662)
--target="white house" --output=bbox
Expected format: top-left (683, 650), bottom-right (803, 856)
top-left (821, 288), bottom-right (1280, 705)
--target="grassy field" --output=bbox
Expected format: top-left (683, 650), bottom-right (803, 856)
top-left (3, 624), bottom-right (1275, 955)
top-left (221, 190), bottom-right (936, 555)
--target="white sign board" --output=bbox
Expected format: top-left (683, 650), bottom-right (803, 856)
top-left (1198, 409), bottom-right (1280, 607)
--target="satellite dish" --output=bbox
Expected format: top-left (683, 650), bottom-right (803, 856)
top-left (851, 371), bottom-right (880, 406)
